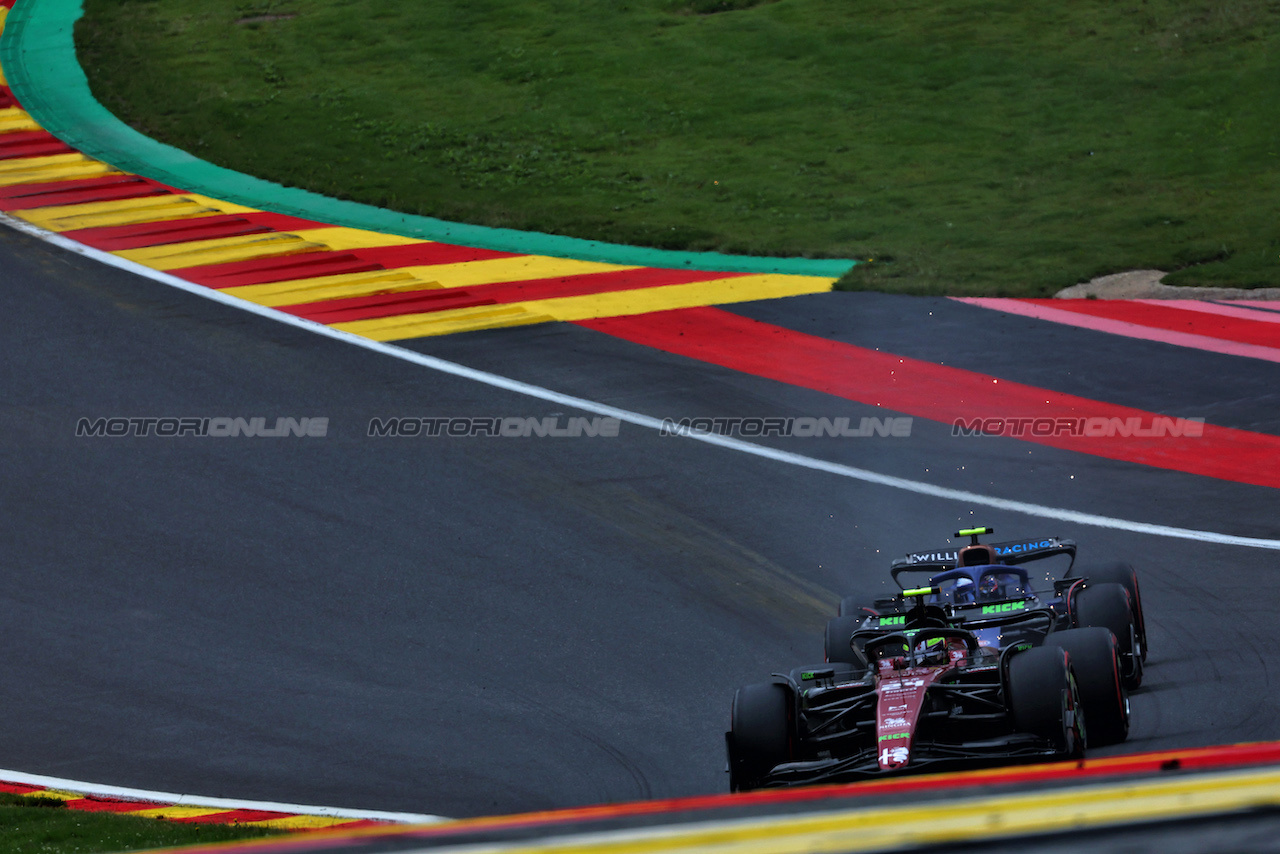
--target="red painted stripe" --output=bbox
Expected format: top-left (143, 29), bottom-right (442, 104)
top-left (577, 307), bottom-right (1280, 489)
top-left (5, 742), bottom-right (1280, 837)
top-left (1023, 298), bottom-right (1280, 348)
top-left (0, 782), bottom-right (44, 795)
top-left (0, 175), bottom-right (176, 210)
top-left (69, 219), bottom-right (273, 249)
top-left (0, 131), bottom-right (58, 146)
top-left (177, 252), bottom-right (385, 287)
top-left (168, 809), bottom-right (293, 824)
top-left (0, 88), bottom-right (15, 109)
top-left (178, 243), bottom-right (519, 288)
top-left (0, 132), bottom-right (73, 159)
top-left (61, 797), bottom-right (169, 814)
top-left (320, 819), bottom-right (386, 830)
top-left (63, 212), bottom-right (330, 251)
top-left (955, 297), bottom-right (1280, 364)
top-left (395, 741), bottom-right (1280, 836)
top-left (278, 267), bottom-right (747, 323)
top-left (1136, 299), bottom-right (1280, 326)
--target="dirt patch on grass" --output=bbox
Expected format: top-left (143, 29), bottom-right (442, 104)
top-left (1056, 270), bottom-right (1280, 300)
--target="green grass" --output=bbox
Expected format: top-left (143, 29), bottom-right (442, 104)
top-left (74, 0), bottom-right (1280, 295)
top-left (0, 791), bottom-right (281, 853)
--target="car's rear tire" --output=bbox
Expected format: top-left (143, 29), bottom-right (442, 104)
top-left (1006, 646), bottom-right (1084, 757)
top-left (1073, 582), bottom-right (1142, 689)
top-left (1047, 627), bottom-right (1130, 747)
top-left (728, 682), bottom-right (793, 792)
top-left (1069, 561), bottom-right (1147, 661)
top-left (825, 616), bottom-right (868, 667)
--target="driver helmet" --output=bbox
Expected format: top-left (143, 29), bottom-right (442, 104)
top-left (980, 573), bottom-right (1002, 599)
top-left (915, 636), bottom-right (948, 665)
top-left (871, 640), bottom-right (908, 669)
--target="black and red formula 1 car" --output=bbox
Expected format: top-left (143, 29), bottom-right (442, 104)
top-left (825, 527), bottom-right (1147, 689)
top-left (726, 591), bottom-right (1128, 791)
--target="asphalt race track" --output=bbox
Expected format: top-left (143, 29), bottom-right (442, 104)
top-left (2, 219), bottom-right (1279, 822)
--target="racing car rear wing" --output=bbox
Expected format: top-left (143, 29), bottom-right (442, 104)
top-left (890, 535), bottom-right (1077, 587)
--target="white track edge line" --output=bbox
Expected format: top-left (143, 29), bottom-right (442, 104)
top-left (0, 768), bottom-right (444, 822)
top-left (7, 209), bottom-right (1280, 556)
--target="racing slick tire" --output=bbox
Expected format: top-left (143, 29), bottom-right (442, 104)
top-left (824, 616), bottom-right (868, 667)
top-left (1006, 646), bottom-right (1084, 758)
top-left (1047, 627), bottom-right (1130, 747)
top-left (1069, 561), bottom-right (1147, 661)
top-left (728, 682), bottom-right (793, 792)
top-left (1072, 582), bottom-right (1143, 690)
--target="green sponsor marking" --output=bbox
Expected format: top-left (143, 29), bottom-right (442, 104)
top-left (980, 601), bottom-right (1027, 615)
top-left (878, 733), bottom-right (910, 742)
top-left (877, 615), bottom-right (906, 627)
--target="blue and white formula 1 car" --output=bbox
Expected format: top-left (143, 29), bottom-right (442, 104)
top-left (825, 527), bottom-right (1147, 691)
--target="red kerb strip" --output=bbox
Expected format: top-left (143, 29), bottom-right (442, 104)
top-left (278, 267), bottom-right (747, 323)
top-left (61, 797), bottom-right (169, 813)
top-left (169, 809), bottom-right (292, 824)
top-left (1022, 298), bottom-right (1280, 349)
top-left (0, 175), bottom-right (177, 210)
top-left (577, 307), bottom-right (1280, 489)
top-left (395, 741), bottom-right (1280, 836)
top-left (0, 129), bottom-right (73, 159)
top-left (177, 243), bottom-right (520, 288)
top-left (63, 212), bottom-right (329, 251)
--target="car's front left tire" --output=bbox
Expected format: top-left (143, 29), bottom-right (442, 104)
top-left (728, 682), bottom-right (793, 792)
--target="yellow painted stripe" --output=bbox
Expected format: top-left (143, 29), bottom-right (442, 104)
top-left (333, 304), bottom-right (556, 339)
top-left (400, 767), bottom-right (1280, 854)
top-left (5, 789), bottom-right (227, 821)
top-left (114, 232), bottom-right (329, 269)
top-left (0, 153), bottom-right (119, 185)
top-left (334, 274), bottom-right (832, 341)
top-left (221, 256), bottom-right (635, 306)
top-left (127, 806), bottom-right (240, 821)
top-left (248, 815), bottom-right (371, 830)
top-left (0, 8), bottom-right (8, 87)
top-left (15, 192), bottom-right (261, 231)
top-left (111, 226), bottom-right (427, 270)
top-left (396, 256), bottom-right (634, 289)
top-left (525, 273), bottom-right (833, 322)
top-left (17, 196), bottom-right (220, 231)
top-left (5, 788), bottom-right (371, 831)
top-left (11, 788), bottom-right (82, 802)
top-left (288, 226), bottom-right (430, 251)
top-left (328, 306), bottom-right (544, 339)
top-left (0, 107), bottom-right (41, 134)
top-left (223, 270), bottom-right (443, 307)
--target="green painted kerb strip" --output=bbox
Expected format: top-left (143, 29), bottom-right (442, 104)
top-left (0, 0), bottom-right (855, 276)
